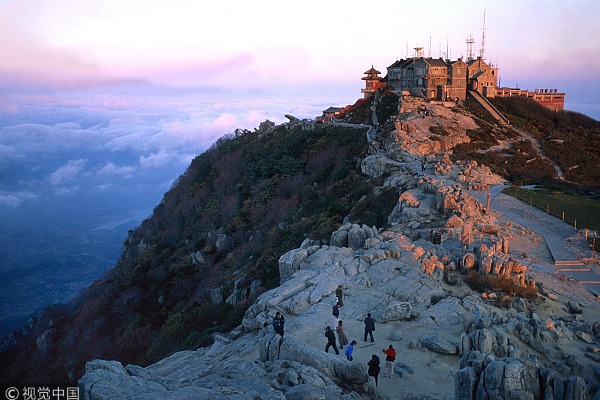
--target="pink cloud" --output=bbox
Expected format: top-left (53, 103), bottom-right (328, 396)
top-left (0, 10), bottom-right (144, 89)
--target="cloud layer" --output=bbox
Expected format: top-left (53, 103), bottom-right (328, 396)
top-left (0, 86), bottom-right (351, 220)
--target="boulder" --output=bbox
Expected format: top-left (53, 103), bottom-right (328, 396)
top-left (79, 360), bottom-right (169, 400)
top-left (455, 366), bottom-right (479, 400)
top-left (388, 330), bottom-right (403, 341)
top-left (376, 301), bottom-right (412, 322)
top-left (419, 334), bottom-right (458, 355)
top-left (330, 229), bottom-right (349, 248)
top-left (278, 336), bottom-right (368, 386)
top-left (503, 359), bottom-right (540, 397)
top-left (348, 225), bottom-right (367, 250)
top-left (279, 248), bottom-right (309, 284)
top-left (568, 300), bottom-right (583, 314)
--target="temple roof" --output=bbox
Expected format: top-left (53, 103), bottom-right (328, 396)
top-left (363, 66), bottom-right (381, 75)
top-left (322, 107), bottom-right (343, 114)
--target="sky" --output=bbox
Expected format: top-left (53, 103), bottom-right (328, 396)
top-left (1, 0), bottom-right (599, 101)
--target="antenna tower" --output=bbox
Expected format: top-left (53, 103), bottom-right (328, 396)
top-left (479, 7), bottom-right (486, 59)
top-left (465, 34), bottom-right (475, 61)
top-left (428, 35), bottom-right (432, 58)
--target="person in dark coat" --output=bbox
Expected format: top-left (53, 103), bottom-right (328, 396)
top-left (332, 303), bottom-right (340, 330)
top-left (272, 311), bottom-right (285, 337)
top-left (367, 354), bottom-right (380, 387)
top-left (364, 312), bottom-right (375, 342)
top-left (335, 285), bottom-right (344, 306)
top-left (324, 326), bottom-right (339, 355)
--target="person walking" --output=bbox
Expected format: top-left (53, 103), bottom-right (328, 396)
top-left (364, 313), bottom-right (375, 342)
top-left (345, 340), bottom-right (357, 361)
top-left (324, 326), bottom-right (339, 355)
top-left (337, 320), bottom-right (349, 349)
top-left (383, 344), bottom-right (396, 378)
top-left (272, 311), bottom-right (285, 337)
top-left (332, 303), bottom-right (340, 330)
top-left (367, 354), bottom-right (380, 387)
top-left (335, 285), bottom-right (344, 306)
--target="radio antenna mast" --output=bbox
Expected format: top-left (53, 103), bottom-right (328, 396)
top-left (466, 34), bottom-right (475, 61)
top-left (479, 7), bottom-right (487, 59)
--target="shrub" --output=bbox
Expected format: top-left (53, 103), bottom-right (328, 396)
top-left (465, 270), bottom-right (536, 299)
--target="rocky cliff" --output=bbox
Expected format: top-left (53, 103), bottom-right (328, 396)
top-left (78, 94), bottom-right (600, 399)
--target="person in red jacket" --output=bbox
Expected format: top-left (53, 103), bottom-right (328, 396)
top-left (383, 344), bottom-right (396, 378)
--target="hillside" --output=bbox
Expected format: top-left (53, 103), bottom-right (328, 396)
top-left (0, 115), bottom-right (397, 383)
top-left (460, 95), bottom-right (600, 192)
top-left (76, 92), bottom-right (600, 400)
top-left (1, 89), bottom-right (599, 395)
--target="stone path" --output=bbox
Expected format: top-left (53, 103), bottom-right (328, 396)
top-left (469, 185), bottom-right (600, 297)
top-left (468, 90), bottom-right (509, 124)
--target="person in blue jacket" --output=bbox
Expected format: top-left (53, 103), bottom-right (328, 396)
top-left (345, 340), bottom-right (357, 361)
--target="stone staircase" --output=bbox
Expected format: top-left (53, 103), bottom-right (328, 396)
top-left (468, 90), bottom-right (510, 125)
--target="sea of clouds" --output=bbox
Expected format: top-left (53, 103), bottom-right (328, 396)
top-left (0, 86), bottom-right (349, 219)
top-left (0, 84), bottom-right (354, 335)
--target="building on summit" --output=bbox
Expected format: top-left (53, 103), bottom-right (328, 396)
top-left (495, 87), bottom-right (565, 112)
top-left (359, 45), bottom-right (564, 112)
top-left (384, 47), bottom-right (498, 102)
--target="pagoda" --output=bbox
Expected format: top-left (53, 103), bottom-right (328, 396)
top-left (361, 66), bottom-right (386, 98)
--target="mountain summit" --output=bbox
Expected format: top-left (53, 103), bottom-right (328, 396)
top-left (2, 89), bottom-right (600, 399)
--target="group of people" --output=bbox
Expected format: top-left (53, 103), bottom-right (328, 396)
top-left (368, 345), bottom-right (397, 387)
top-left (327, 285), bottom-right (350, 356)
top-left (268, 285), bottom-right (397, 388)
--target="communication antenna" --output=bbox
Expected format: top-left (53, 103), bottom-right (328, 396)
top-left (428, 35), bottom-right (432, 58)
top-left (479, 7), bottom-right (487, 59)
top-left (465, 34), bottom-right (475, 61)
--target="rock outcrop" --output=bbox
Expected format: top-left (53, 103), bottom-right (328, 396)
top-left (455, 351), bottom-right (589, 400)
top-left (80, 92), bottom-right (600, 400)
top-left (79, 332), bottom-right (379, 400)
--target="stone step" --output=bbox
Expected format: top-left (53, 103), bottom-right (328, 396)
top-left (555, 267), bottom-right (591, 273)
top-left (554, 260), bottom-right (585, 266)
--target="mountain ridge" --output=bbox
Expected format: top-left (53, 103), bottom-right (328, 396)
top-left (1, 89), bottom-right (600, 398)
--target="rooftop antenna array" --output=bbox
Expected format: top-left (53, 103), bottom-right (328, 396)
top-left (428, 35), bottom-right (432, 58)
top-left (479, 7), bottom-right (487, 60)
top-left (465, 34), bottom-right (475, 61)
